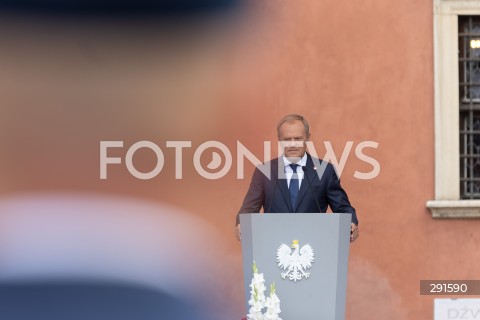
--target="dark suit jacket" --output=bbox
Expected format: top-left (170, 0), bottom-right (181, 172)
top-left (236, 153), bottom-right (358, 225)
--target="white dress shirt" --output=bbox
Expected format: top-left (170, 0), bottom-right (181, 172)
top-left (282, 153), bottom-right (307, 189)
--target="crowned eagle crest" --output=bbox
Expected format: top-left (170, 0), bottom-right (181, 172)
top-left (276, 240), bottom-right (314, 282)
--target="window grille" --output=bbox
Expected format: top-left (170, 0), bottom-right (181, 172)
top-left (459, 16), bottom-right (480, 198)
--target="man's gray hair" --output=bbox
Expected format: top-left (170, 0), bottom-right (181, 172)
top-left (277, 114), bottom-right (310, 138)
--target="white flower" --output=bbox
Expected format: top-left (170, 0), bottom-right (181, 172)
top-left (246, 262), bottom-right (281, 320)
top-left (265, 294), bottom-right (281, 316)
top-left (249, 301), bottom-right (263, 313)
top-left (252, 272), bottom-right (265, 283)
top-left (247, 311), bottom-right (264, 320)
top-left (264, 299), bottom-right (280, 311)
top-left (264, 313), bottom-right (281, 320)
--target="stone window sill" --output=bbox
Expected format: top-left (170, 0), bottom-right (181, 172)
top-left (427, 200), bottom-right (480, 218)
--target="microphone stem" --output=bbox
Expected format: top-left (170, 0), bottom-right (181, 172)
top-left (302, 166), bottom-right (322, 213)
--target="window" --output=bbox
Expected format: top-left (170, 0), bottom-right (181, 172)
top-left (427, 1), bottom-right (480, 218)
top-left (459, 16), bottom-right (480, 199)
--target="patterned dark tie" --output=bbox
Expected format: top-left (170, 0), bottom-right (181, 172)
top-left (289, 164), bottom-right (299, 210)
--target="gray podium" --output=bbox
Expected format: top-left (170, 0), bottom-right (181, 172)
top-left (240, 213), bottom-right (351, 320)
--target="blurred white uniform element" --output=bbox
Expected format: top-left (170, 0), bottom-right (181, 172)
top-left (0, 193), bottom-right (231, 318)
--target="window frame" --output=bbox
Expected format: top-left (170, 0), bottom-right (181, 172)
top-left (427, 0), bottom-right (480, 218)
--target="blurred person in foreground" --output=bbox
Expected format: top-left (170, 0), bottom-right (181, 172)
top-left (235, 114), bottom-right (359, 242)
top-left (0, 194), bottom-right (230, 320)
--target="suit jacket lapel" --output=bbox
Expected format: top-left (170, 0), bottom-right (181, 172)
top-left (273, 157), bottom-right (293, 212)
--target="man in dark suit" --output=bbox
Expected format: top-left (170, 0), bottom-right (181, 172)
top-left (235, 114), bottom-right (359, 242)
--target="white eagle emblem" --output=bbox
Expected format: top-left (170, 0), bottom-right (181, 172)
top-left (276, 240), bottom-right (314, 282)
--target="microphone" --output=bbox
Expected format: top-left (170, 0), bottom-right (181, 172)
top-left (302, 166), bottom-right (322, 213)
top-left (267, 177), bottom-right (280, 213)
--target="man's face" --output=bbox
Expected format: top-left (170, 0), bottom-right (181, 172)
top-left (278, 120), bottom-right (310, 161)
